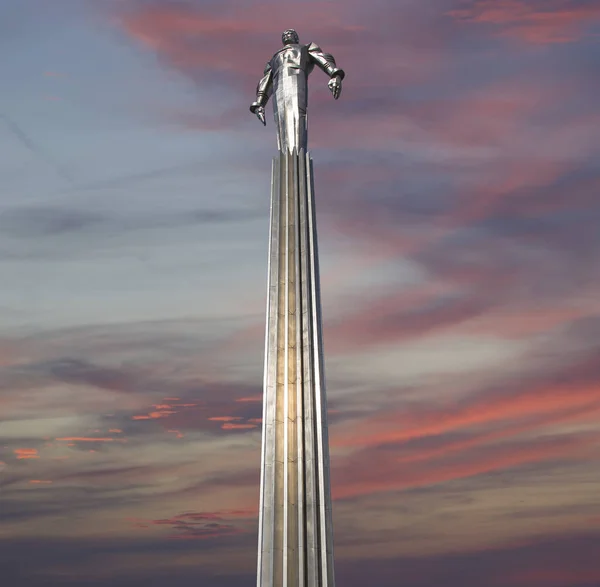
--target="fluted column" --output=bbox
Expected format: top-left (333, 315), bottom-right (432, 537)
top-left (257, 148), bottom-right (335, 587)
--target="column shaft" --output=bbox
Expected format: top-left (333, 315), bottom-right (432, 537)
top-left (257, 149), bottom-right (335, 587)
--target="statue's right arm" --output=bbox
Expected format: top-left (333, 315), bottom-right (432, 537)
top-left (250, 61), bottom-right (273, 117)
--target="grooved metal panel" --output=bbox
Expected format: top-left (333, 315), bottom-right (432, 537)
top-left (257, 149), bottom-right (335, 587)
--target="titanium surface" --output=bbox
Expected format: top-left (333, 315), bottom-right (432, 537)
top-left (250, 29), bottom-right (344, 152)
top-left (256, 149), bottom-right (335, 587)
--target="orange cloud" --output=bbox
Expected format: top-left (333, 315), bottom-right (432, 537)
top-left (132, 410), bottom-right (175, 420)
top-left (222, 423), bottom-right (258, 430)
top-left (109, 428), bottom-right (122, 433)
top-left (449, 0), bottom-right (600, 44)
top-left (235, 395), bottom-right (262, 403)
top-left (208, 416), bottom-right (243, 422)
top-left (14, 448), bottom-right (39, 460)
top-left (29, 480), bottom-right (52, 485)
top-left (131, 399), bottom-right (186, 422)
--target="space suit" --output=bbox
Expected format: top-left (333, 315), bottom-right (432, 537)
top-left (250, 29), bottom-right (345, 152)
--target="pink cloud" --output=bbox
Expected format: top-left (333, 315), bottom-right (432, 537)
top-left (449, 0), bottom-right (600, 44)
top-left (118, 1), bottom-right (364, 83)
top-left (332, 431), bottom-right (598, 500)
top-left (334, 381), bottom-right (600, 450)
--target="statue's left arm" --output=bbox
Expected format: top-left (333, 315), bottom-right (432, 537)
top-left (307, 43), bottom-right (345, 99)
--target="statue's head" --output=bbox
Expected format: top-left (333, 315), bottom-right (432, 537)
top-left (282, 29), bottom-right (299, 45)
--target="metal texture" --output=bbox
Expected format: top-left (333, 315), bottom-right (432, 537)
top-left (257, 149), bottom-right (335, 587)
top-left (250, 30), bottom-right (345, 152)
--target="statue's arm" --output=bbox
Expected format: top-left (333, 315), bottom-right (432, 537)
top-left (250, 61), bottom-right (273, 124)
top-left (307, 43), bottom-right (345, 79)
top-left (307, 43), bottom-right (345, 99)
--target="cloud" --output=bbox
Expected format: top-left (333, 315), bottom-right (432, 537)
top-left (336, 531), bottom-right (600, 586)
top-left (0, 204), bottom-right (261, 240)
top-left (333, 348), bottom-right (600, 450)
top-left (1, 529), bottom-right (599, 587)
top-left (506, 566), bottom-right (600, 587)
top-left (114, 0), bottom-right (452, 140)
top-left (115, 0), bottom-right (361, 113)
top-left (13, 448), bottom-right (39, 460)
top-left (448, 0), bottom-right (600, 44)
top-left (3, 2), bottom-right (599, 584)
top-left (0, 113), bottom-right (72, 183)
top-left (33, 358), bottom-right (142, 392)
top-left (235, 395), bottom-right (261, 403)
top-left (0, 207), bottom-right (104, 237)
top-left (221, 423), bottom-right (258, 430)
top-left (130, 508), bottom-right (255, 540)
top-left (323, 338), bottom-right (600, 500)
top-left (332, 429), bottom-right (598, 500)
top-left (55, 436), bottom-right (119, 443)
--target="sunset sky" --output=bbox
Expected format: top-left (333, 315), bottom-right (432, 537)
top-left (1, 0), bottom-right (600, 585)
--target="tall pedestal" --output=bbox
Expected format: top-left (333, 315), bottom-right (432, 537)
top-left (257, 148), bottom-right (335, 587)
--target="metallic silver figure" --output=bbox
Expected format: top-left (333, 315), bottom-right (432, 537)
top-left (253, 29), bottom-right (345, 587)
top-left (250, 29), bottom-right (345, 152)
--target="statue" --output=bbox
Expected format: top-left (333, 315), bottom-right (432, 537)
top-left (251, 28), bottom-right (345, 587)
top-left (250, 29), bottom-right (345, 152)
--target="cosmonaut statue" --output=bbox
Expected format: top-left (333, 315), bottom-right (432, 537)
top-left (250, 29), bottom-right (345, 152)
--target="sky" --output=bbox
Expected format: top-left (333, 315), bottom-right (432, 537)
top-left (1, 0), bottom-right (600, 585)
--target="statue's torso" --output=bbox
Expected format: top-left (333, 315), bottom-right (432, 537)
top-left (271, 44), bottom-right (313, 80)
top-left (269, 43), bottom-right (315, 151)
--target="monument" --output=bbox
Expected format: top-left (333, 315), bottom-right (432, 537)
top-left (249, 29), bottom-right (345, 587)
